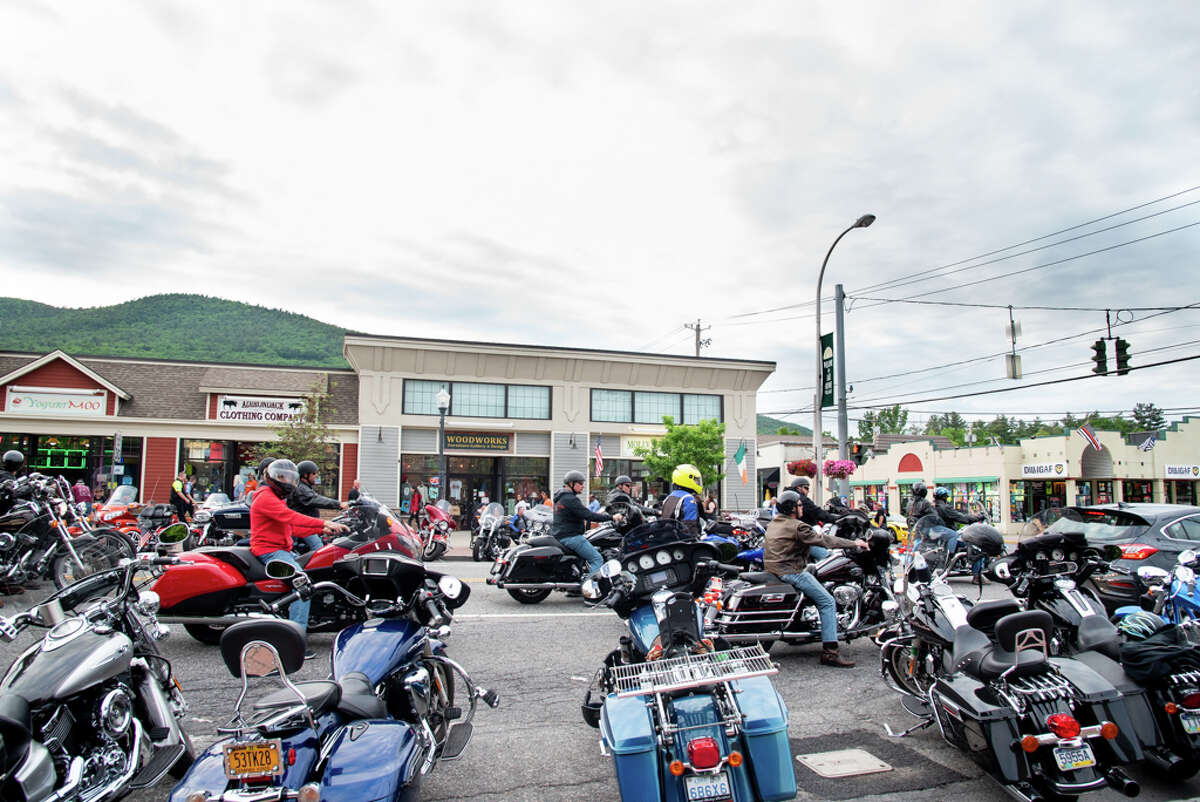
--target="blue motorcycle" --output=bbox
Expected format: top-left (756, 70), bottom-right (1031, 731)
top-left (169, 552), bottom-right (498, 802)
top-left (1117, 547), bottom-right (1200, 633)
top-left (580, 520), bottom-right (797, 802)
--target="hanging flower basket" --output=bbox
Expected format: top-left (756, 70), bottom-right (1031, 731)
top-left (787, 459), bottom-right (817, 478)
top-left (823, 459), bottom-right (857, 479)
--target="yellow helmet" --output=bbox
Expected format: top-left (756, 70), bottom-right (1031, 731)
top-left (671, 464), bottom-right (703, 494)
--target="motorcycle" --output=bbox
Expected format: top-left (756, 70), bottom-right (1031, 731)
top-left (470, 502), bottom-right (516, 563)
top-left (994, 533), bottom-right (1200, 781)
top-left (169, 550), bottom-right (498, 802)
top-left (486, 508), bottom-right (626, 604)
top-left (876, 545), bottom-right (1143, 801)
top-left (419, 500), bottom-right (455, 562)
top-left (0, 543), bottom-right (195, 801)
top-left (1, 473), bottom-right (136, 590)
top-left (909, 502), bottom-right (995, 579)
top-left (152, 492), bottom-right (423, 644)
top-left (1121, 548), bottom-right (1200, 637)
top-left (705, 513), bottom-right (898, 651)
top-left (522, 503), bottom-right (552, 538)
top-left (578, 519), bottom-right (797, 801)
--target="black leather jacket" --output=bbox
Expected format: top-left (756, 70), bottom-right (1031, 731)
top-left (551, 488), bottom-right (611, 539)
top-left (935, 499), bottom-right (979, 528)
top-left (289, 481), bottom-right (342, 518)
top-left (906, 496), bottom-right (934, 528)
top-left (799, 494), bottom-right (839, 527)
top-left (605, 489), bottom-right (656, 516)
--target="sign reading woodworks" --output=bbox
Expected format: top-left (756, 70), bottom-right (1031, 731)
top-left (1021, 462), bottom-right (1068, 478)
top-left (1165, 464), bottom-right (1200, 479)
top-left (443, 431), bottom-right (512, 452)
top-left (6, 388), bottom-right (106, 417)
top-left (216, 395), bottom-right (306, 423)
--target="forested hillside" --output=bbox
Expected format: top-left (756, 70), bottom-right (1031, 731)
top-left (0, 295), bottom-right (349, 367)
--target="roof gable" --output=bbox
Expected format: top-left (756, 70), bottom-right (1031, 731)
top-left (0, 350), bottom-right (130, 399)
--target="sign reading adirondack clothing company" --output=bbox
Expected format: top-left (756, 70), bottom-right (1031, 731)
top-left (443, 431), bottom-right (512, 451)
top-left (1164, 464), bottom-right (1200, 479)
top-left (820, 333), bottom-right (835, 409)
top-left (216, 395), bottom-right (306, 422)
top-left (1021, 462), bottom-right (1068, 478)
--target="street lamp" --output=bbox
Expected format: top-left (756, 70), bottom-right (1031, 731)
top-left (813, 214), bottom-right (875, 503)
top-left (436, 386), bottom-right (451, 502)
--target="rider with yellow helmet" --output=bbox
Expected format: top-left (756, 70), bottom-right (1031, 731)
top-left (661, 464), bottom-right (704, 535)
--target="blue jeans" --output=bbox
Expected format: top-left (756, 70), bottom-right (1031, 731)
top-left (257, 549), bottom-right (309, 632)
top-left (558, 534), bottom-right (603, 573)
top-left (930, 525), bottom-right (959, 557)
top-left (808, 545), bottom-right (830, 561)
top-left (294, 534), bottom-right (323, 552)
top-left (780, 571), bottom-right (838, 643)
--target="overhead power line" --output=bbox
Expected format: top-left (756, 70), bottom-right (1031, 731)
top-left (848, 298), bottom-right (1200, 312)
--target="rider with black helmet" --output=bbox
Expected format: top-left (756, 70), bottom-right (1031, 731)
top-left (787, 476), bottom-right (840, 527)
top-left (552, 470), bottom-right (621, 573)
top-left (905, 481), bottom-right (934, 529)
top-left (606, 474), bottom-right (656, 516)
top-left (0, 450), bottom-right (24, 485)
top-left (933, 486), bottom-right (984, 529)
top-left (288, 459), bottom-right (349, 551)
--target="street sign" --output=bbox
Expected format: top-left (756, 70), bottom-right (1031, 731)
top-left (113, 433), bottom-right (123, 464)
top-left (820, 332), bottom-right (835, 409)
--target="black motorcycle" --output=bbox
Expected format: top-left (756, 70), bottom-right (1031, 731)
top-left (1, 473), bottom-right (136, 590)
top-left (0, 548), bottom-right (195, 801)
top-left (487, 512), bottom-right (626, 604)
top-left (994, 531), bottom-right (1200, 781)
top-left (705, 514), bottom-right (898, 651)
top-left (877, 545), bottom-right (1142, 801)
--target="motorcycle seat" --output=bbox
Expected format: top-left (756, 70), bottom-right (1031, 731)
top-left (0, 692), bottom-right (31, 772)
top-left (253, 680), bottom-right (341, 718)
top-left (336, 671), bottom-right (387, 720)
top-left (1075, 615), bottom-right (1122, 661)
top-left (524, 536), bottom-right (561, 549)
top-left (737, 571), bottom-right (779, 585)
top-left (202, 547), bottom-right (314, 579)
top-left (975, 610), bottom-right (1053, 680)
top-left (964, 599), bottom-right (1022, 636)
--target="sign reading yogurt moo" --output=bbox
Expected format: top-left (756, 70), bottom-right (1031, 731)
top-left (6, 389), bottom-right (106, 417)
top-left (1021, 462), bottom-right (1068, 478)
top-left (1164, 464), bottom-right (1200, 479)
top-left (216, 395), bottom-right (306, 423)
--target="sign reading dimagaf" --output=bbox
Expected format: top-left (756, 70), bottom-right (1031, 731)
top-left (6, 389), bottom-right (106, 417)
top-left (216, 395), bottom-right (306, 423)
top-left (1165, 464), bottom-right (1200, 479)
top-left (1021, 462), bottom-right (1068, 478)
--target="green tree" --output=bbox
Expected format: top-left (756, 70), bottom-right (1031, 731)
top-left (634, 416), bottom-right (727, 490)
top-left (874, 404), bottom-right (909, 434)
top-left (254, 381), bottom-right (340, 480)
top-left (1132, 402), bottom-right (1165, 431)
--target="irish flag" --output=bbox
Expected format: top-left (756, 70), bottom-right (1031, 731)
top-left (734, 440), bottom-right (748, 484)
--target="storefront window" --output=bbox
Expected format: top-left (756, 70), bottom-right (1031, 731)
top-left (452, 382), bottom-right (506, 417)
top-left (682, 394), bottom-right (721, 424)
top-left (854, 484), bottom-right (887, 512)
top-left (3, 434), bottom-right (142, 501)
top-left (1122, 480), bottom-right (1153, 503)
top-left (1011, 480), bottom-right (1065, 522)
top-left (403, 380), bottom-right (551, 419)
top-left (589, 458), bottom-right (659, 504)
top-left (590, 389), bottom-right (722, 424)
top-left (507, 386), bottom-right (550, 419)
top-left (500, 457), bottom-right (549, 510)
top-left (403, 380), bottom-right (446, 415)
top-left (633, 392), bottom-right (678, 424)
top-left (1170, 481), bottom-right (1195, 505)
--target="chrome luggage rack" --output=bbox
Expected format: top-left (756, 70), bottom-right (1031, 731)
top-left (609, 646), bottom-right (777, 698)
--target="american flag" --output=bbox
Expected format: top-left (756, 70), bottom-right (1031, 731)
top-left (594, 437), bottom-right (604, 477)
top-left (1138, 435), bottom-right (1157, 452)
top-left (1077, 424), bottom-right (1101, 451)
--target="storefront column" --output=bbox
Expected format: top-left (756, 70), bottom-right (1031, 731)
top-left (1065, 479), bottom-right (1078, 507)
top-left (1113, 481), bottom-right (1125, 503)
top-left (1152, 479), bottom-right (1166, 504)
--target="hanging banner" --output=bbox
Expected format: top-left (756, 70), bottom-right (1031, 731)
top-left (820, 332), bottom-right (835, 409)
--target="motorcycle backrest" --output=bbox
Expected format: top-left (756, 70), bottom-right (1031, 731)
top-left (220, 619), bottom-right (306, 677)
top-left (994, 609), bottom-right (1052, 655)
top-left (964, 599), bottom-right (1022, 636)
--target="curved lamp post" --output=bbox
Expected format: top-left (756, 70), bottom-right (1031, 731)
top-left (812, 214), bottom-right (875, 503)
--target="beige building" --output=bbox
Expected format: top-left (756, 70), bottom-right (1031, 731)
top-left (849, 418), bottom-right (1200, 534)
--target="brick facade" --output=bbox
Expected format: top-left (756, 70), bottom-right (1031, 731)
top-left (143, 437), bottom-right (179, 503)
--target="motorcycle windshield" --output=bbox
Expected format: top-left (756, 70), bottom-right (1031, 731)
top-left (909, 513), bottom-right (945, 543)
top-left (107, 485), bottom-right (138, 506)
top-left (480, 502), bottom-right (505, 526)
top-left (523, 504), bottom-right (552, 524)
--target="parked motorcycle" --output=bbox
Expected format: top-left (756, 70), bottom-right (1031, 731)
top-left (419, 500), bottom-right (456, 562)
top-left (876, 546), bottom-right (1143, 801)
top-left (578, 519), bottom-right (797, 801)
top-left (1120, 548), bottom-right (1200, 637)
top-left (0, 545), bottom-right (195, 801)
top-left (705, 514), bottom-right (898, 651)
top-left (470, 503), bottom-right (515, 562)
top-left (1, 472), bottom-right (136, 590)
top-left (168, 551), bottom-right (498, 802)
top-left (153, 493), bottom-right (423, 644)
top-left (486, 510), bottom-right (626, 604)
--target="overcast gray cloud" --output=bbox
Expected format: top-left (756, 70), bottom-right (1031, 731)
top-left (0, 0), bottom-right (1198, 430)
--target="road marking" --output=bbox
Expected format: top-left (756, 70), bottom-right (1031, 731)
top-left (455, 611), bottom-right (612, 619)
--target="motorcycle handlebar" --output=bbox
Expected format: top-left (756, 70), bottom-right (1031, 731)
top-left (702, 560), bottom-right (744, 578)
top-left (423, 595), bottom-right (448, 627)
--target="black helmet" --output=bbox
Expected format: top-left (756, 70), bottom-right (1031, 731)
top-left (959, 522), bottom-right (1005, 556)
top-left (265, 459), bottom-right (300, 495)
top-left (614, 475), bottom-right (632, 487)
top-left (296, 460), bottom-right (319, 479)
top-left (563, 470), bottom-right (586, 486)
top-left (912, 482), bottom-right (927, 498)
top-left (776, 490), bottom-right (801, 516)
top-left (257, 456), bottom-right (275, 477)
top-left (933, 487), bottom-right (949, 501)
top-left (2, 450), bottom-right (24, 473)
top-left (789, 476), bottom-right (810, 490)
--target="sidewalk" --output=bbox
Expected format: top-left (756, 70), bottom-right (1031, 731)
top-left (442, 528), bottom-right (472, 561)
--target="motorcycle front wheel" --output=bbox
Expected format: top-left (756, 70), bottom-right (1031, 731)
top-left (424, 540), bottom-right (447, 561)
top-left (52, 531), bottom-right (135, 589)
top-left (506, 587), bottom-right (551, 604)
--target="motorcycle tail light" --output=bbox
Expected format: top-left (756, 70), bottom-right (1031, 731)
top-left (1020, 735), bottom-right (1040, 753)
top-left (1045, 713), bottom-right (1080, 739)
top-left (669, 760), bottom-right (686, 776)
top-left (687, 737), bottom-right (721, 770)
top-left (1119, 544), bottom-right (1158, 560)
top-left (1100, 721), bottom-right (1119, 740)
top-left (1182, 691), bottom-right (1200, 710)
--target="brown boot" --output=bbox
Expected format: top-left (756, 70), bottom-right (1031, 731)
top-left (820, 643), bottom-right (855, 668)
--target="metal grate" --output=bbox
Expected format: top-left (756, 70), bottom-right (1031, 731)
top-left (1003, 671), bottom-right (1075, 704)
top-left (608, 646), bottom-right (777, 698)
top-left (1168, 668), bottom-right (1200, 688)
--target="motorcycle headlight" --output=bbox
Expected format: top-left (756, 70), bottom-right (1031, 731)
top-left (438, 520), bottom-right (449, 531)
top-left (193, 510), bottom-right (211, 523)
top-left (136, 590), bottom-right (161, 616)
top-left (581, 579), bottom-right (601, 600)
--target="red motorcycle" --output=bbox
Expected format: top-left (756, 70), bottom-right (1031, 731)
top-left (152, 494), bottom-right (422, 644)
top-left (419, 499), bottom-right (456, 561)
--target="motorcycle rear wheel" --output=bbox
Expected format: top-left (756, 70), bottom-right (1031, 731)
top-left (506, 587), bottom-right (551, 604)
top-left (184, 623), bottom-right (226, 645)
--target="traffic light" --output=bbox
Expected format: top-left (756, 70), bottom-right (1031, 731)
top-left (1090, 339), bottom-right (1107, 375)
top-left (850, 443), bottom-right (866, 465)
top-left (1114, 338), bottom-right (1131, 375)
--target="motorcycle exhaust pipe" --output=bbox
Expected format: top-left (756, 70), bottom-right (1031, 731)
top-left (999, 783), bottom-right (1043, 802)
top-left (499, 583), bottom-right (580, 591)
top-left (1143, 746), bottom-right (1188, 782)
top-left (157, 613), bottom-right (273, 626)
top-left (1104, 768), bottom-right (1139, 797)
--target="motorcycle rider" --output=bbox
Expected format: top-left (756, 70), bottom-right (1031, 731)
top-left (250, 459), bottom-right (348, 646)
top-left (930, 486), bottom-right (984, 556)
top-left (288, 459), bottom-right (349, 551)
top-left (607, 474), bottom-right (656, 516)
top-left (661, 464), bottom-right (706, 535)
top-left (763, 489), bottom-right (868, 667)
top-left (905, 481), bottom-right (934, 528)
top-left (787, 476), bottom-right (839, 559)
top-left (0, 449), bottom-right (24, 485)
top-left (552, 470), bottom-right (621, 573)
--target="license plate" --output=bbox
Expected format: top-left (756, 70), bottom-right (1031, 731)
top-left (1182, 711), bottom-right (1200, 734)
top-left (684, 771), bottom-right (732, 801)
top-left (223, 739), bottom-right (283, 780)
top-left (1053, 743), bottom-right (1096, 771)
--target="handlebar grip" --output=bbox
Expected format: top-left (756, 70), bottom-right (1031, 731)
top-left (272, 590), bottom-right (303, 613)
top-left (607, 588), bottom-right (628, 609)
top-left (704, 560), bottom-right (743, 577)
top-left (423, 597), bottom-right (448, 627)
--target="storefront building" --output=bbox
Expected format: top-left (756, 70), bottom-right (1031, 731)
top-left (851, 417), bottom-right (1200, 534)
top-left (343, 334), bottom-right (773, 514)
top-left (1, 350), bottom-right (359, 503)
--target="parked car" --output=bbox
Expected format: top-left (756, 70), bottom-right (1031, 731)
top-left (1033, 503), bottom-right (1200, 611)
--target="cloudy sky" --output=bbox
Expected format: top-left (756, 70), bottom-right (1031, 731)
top-left (2, 1), bottom-right (1199, 432)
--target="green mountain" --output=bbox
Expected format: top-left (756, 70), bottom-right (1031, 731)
top-left (0, 294), bottom-right (349, 368)
top-left (757, 414), bottom-right (811, 436)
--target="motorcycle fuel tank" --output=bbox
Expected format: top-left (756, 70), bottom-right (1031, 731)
top-left (2, 623), bottom-right (132, 703)
top-left (152, 552), bottom-right (247, 611)
top-left (332, 617), bottom-right (425, 685)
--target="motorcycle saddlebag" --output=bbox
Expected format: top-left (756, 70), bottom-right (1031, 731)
top-left (1049, 657), bottom-right (1143, 763)
top-left (930, 675), bottom-right (1024, 782)
top-left (1070, 650), bottom-right (1162, 757)
top-left (733, 676), bottom-right (797, 801)
top-left (723, 582), bottom-right (800, 634)
top-left (318, 719), bottom-right (423, 798)
top-left (504, 546), bottom-right (568, 582)
top-left (600, 693), bottom-right (660, 801)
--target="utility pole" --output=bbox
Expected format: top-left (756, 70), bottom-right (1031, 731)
top-left (834, 284), bottom-right (849, 500)
top-left (685, 319), bottom-right (711, 357)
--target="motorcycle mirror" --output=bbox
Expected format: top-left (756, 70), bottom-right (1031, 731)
top-left (581, 579), bottom-right (601, 600)
top-left (994, 561), bottom-right (1012, 581)
top-left (1101, 544), bottom-right (1123, 562)
top-left (1178, 565), bottom-right (1196, 585)
top-left (1179, 549), bottom-right (1197, 566)
top-left (599, 559), bottom-right (623, 579)
top-left (1137, 566), bottom-right (1170, 583)
top-left (438, 575), bottom-right (464, 601)
top-left (157, 522), bottom-right (190, 545)
top-left (265, 560), bottom-right (298, 580)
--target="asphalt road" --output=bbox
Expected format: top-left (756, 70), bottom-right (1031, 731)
top-left (2, 567), bottom-right (1199, 802)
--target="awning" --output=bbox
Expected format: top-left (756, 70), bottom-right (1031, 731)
top-left (850, 479), bottom-right (886, 487)
top-left (934, 476), bottom-right (999, 484)
top-left (895, 478), bottom-right (924, 484)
